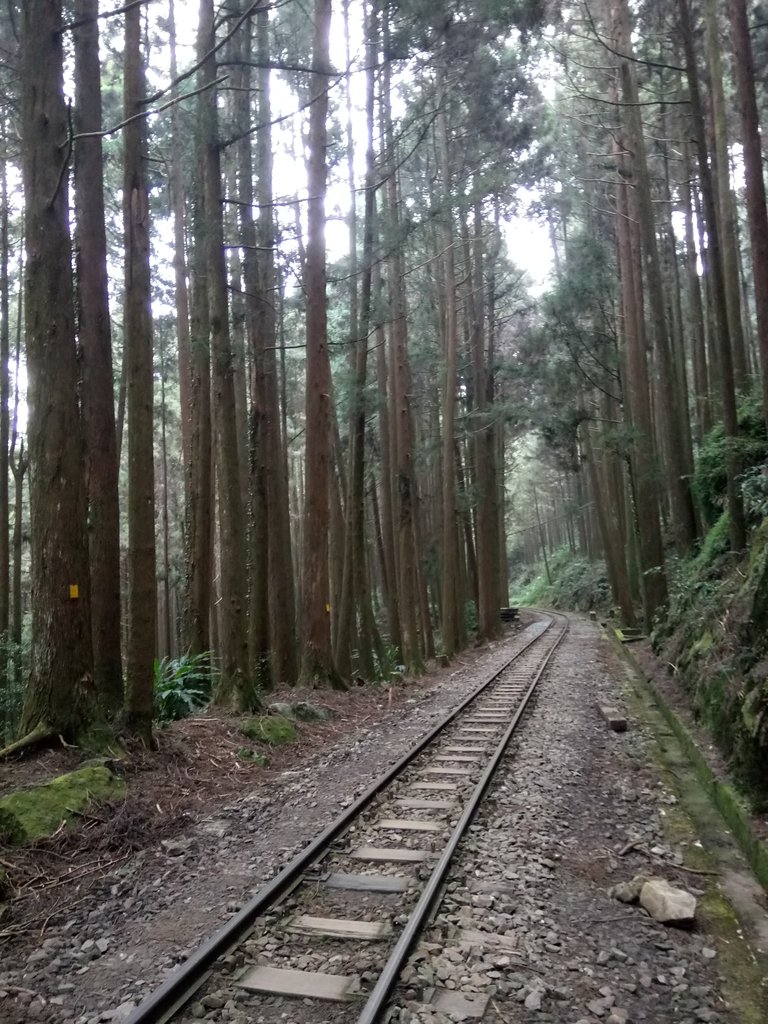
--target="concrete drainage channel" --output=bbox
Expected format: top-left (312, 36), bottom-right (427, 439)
top-left (121, 612), bottom-right (568, 1024)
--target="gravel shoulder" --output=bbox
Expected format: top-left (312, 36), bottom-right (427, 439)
top-left (2, 614), bottom-right (767, 1024)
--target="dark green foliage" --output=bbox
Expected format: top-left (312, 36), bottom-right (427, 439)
top-left (464, 600), bottom-right (479, 635)
top-left (153, 651), bottom-right (213, 723)
top-left (654, 517), bottom-right (768, 808)
top-left (694, 512), bottom-right (732, 571)
top-left (372, 643), bottom-right (405, 684)
top-left (693, 389), bottom-right (768, 526)
top-left (515, 233), bottom-right (620, 468)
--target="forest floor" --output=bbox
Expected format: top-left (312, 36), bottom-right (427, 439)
top-left (0, 614), bottom-right (767, 1024)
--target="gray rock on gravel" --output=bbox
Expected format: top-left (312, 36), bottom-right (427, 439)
top-left (524, 989), bottom-right (543, 1010)
top-left (639, 879), bottom-right (696, 925)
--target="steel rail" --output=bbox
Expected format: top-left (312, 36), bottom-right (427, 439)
top-left (355, 614), bottom-right (569, 1024)
top-left (121, 615), bottom-right (554, 1024)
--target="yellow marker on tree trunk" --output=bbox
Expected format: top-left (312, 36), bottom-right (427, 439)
top-left (69, 584), bottom-right (79, 600)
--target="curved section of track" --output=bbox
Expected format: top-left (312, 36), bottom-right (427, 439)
top-left (122, 610), bottom-right (567, 1024)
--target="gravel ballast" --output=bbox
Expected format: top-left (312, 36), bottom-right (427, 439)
top-left (1, 614), bottom-right (766, 1024)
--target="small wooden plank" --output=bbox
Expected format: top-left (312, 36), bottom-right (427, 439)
top-left (422, 766), bottom-right (473, 776)
top-left (376, 818), bottom-right (443, 832)
top-left (443, 745), bottom-right (485, 753)
top-left (323, 871), bottom-right (414, 893)
top-left (409, 780), bottom-right (458, 791)
top-left (598, 704), bottom-right (628, 732)
top-left (433, 755), bottom-right (482, 763)
top-left (394, 797), bottom-right (455, 810)
top-left (238, 965), bottom-right (355, 1001)
top-left (458, 727), bottom-right (497, 734)
top-left (289, 915), bottom-right (391, 940)
top-left (615, 627), bottom-right (645, 643)
top-left (351, 844), bottom-right (435, 863)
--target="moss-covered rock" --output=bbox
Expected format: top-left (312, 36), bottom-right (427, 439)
top-left (292, 701), bottom-right (333, 722)
top-left (265, 700), bottom-right (334, 722)
top-left (267, 701), bottom-right (296, 719)
top-left (240, 714), bottom-right (297, 745)
top-left (0, 765), bottom-right (126, 845)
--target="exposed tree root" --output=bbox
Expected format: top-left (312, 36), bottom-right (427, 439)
top-left (0, 724), bottom-right (56, 760)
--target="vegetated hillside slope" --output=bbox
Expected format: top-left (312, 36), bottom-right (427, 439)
top-left (510, 547), bottom-right (611, 613)
top-left (653, 392), bottom-right (768, 808)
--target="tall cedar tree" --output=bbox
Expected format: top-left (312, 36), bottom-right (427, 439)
top-left (197, 0), bottom-right (254, 710)
top-left (728, 0), bottom-right (768, 430)
top-left (300, 0), bottom-right (345, 688)
top-left (17, 0), bottom-right (94, 746)
top-left (74, 0), bottom-right (123, 716)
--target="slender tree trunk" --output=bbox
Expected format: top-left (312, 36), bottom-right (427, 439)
top-left (678, 0), bottom-right (747, 550)
top-left (10, 446), bottom-right (26, 690)
top-left (300, 0), bottom-right (344, 687)
top-left (123, 2), bottom-right (157, 744)
top-left (184, 146), bottom-right (213, 657)
top-left (168, 0), bottom-right (192, 476)
top-left (234, 13), bottom-right (270, 690)
top-left (471, 202), bottom-right (500, 641)
top-left (196, 0), bottom-right (253, 709)
top-left (728, 0), bottom-right (768, 429)
top-left (613, 0), bottom-right (697, 553)
top-left (336, 0), bottom-right (377, 677)
top-left (74, 0), bottom-right (123, 716)
top-left (704, 0), bottom-right (749, 391)
top-left (680, 132), bottom-right (711, 441)
top-left (257, 5), bottom-right (297, 686)
top-left (374, 268), bottom-right (402, 655)
top-left (436, 69), bottom-right (460, 657)
top-left (382, 7), bottom-right (422, 673)
top-left (615, 139), bottom-right (668, 623)
top-left (159, 330), bottom-right (173, 658)
top-left (0, 132), bottom-right (10, 685)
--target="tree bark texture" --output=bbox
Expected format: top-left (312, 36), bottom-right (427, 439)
top-left (74, 0), bottom-right (123, 717)
top-left (678, 0), bottom-right (747, 550)
top-left (123, 1), bottom-right (157, 743)
top-left (300, 0), bottom-right (344, 687)
top-left (21, 0), bottom-right (95, 739)
top-left (197, 0), bottom-right (253, 710)
top-left (728, 0), bottom-right (768, 430)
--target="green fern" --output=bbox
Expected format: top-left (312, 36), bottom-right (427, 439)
top-left (153, 651), bottom-right (214, 722)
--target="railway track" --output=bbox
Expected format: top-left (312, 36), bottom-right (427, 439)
top-left (123, 611), bottom-right (568, 1024)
